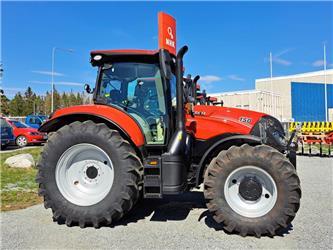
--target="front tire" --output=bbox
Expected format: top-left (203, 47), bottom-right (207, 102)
top-left (204, 144), bottom-right (301, 237)
top-left (16, 135), bottom-right (28, 147)
top-left (36, 121), bottom-right (143, 228)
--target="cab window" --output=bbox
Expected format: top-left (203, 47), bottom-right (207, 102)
top-left (98, 62), bottom-right (167, 145)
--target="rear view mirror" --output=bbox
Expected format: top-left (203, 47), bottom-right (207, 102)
top-left (84, 84), bottom-right (92, 94)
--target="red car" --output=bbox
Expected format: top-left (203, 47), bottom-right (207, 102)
top-left (7, 119), bottom-right (47, 147)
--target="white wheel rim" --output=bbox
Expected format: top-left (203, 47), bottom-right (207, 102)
top-left (55, 143), bottom-right (114, 206)
top-left (224, 166), bottom-right (277, 218)
top-left (17, 136), bottom-right (27, 146)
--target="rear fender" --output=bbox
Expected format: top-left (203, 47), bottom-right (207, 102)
top-left (195, 135), bottom-right (262, 187)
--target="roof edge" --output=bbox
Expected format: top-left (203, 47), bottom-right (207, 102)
top-left (256, 69), bottom-right (333, 82)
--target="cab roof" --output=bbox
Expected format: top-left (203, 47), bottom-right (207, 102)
top-left (90, 49), bottom-right (159, 56)
top-left (90, 49), bottom-right (160, 66)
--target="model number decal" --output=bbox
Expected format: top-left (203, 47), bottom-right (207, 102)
top-left (194, 111), bottom-right (206, 116)
top-left (239, 117), bottom-right (252, 123)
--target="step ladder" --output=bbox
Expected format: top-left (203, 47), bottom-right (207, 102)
top-left (143, 157), bottom-right (162, 198)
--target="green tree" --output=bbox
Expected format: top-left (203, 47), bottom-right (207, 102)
top-left (61, 92), bottom-right (69, 107)
top-left (53, 88), bottom-right (61, 110)
top-left (23, 86), bottom-right (36, 115)
top-left (44, 91), bottom-right (52, 114)
top-left (34, 95), bottom-right (45, 114)
top-left (0, 92), bottom-right (10, 115)
top-left (9, 92), bottom-right (25, 116)
top-left (76, 92), bottom-right (83, 105)
top-left (68, 92), bottom-right (77, 106)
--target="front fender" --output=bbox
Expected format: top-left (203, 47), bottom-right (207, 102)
top-left (195, 134), bottom-right (262, 187)
top-left (39, 105), bottom-right (145, 147)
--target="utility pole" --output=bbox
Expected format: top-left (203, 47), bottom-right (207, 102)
top-left (269, 52), bottom-right (274, 116)
top-left (323, 43), bottom-right (328, 122)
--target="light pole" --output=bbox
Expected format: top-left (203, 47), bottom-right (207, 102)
top-left (269, 52), bottom-right (274, 116)
top-left (51, 47), bottom-right (74, 113)
top-left (323, 43), bottom-right (327, 122)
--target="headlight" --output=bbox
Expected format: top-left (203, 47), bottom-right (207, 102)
top-left (29, 131), bottom-right (40, 136)
top-left (271, 130), bottom-right (287, 146)
top-left (251, 116), bottom-right (287, 151)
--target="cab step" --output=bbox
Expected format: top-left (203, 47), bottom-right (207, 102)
top-left (143, 157), bottom-right (162, 198)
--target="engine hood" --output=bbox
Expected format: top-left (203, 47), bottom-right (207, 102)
top-left (186, 105), bottom-right (266, 140)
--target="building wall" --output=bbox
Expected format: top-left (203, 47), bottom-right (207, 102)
top-left (291, 83), bottom-right (333, 121)
top-left (255, 69), bottom-right (333, 121)
top-left (329, 108), bottom-right (333, 122)
top-left (210, 91), bottom-right (283, 119)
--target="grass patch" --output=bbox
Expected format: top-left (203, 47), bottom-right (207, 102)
top-left (0, 147), bottom-right (43, 211)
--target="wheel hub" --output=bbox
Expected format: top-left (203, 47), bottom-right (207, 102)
top-left (86, 166), bottom-right (98, 179)
top-left (224, 166), bottom-right (278, 218)
top-left (239, 176), bottom-right (262, 201)
top-left (55, 143), bottom-right (114, 206)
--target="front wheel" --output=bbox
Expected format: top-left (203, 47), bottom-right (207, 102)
top-left (204, 144), bottom-right (301, 237)
top-left (16, 135), bottom-right (28, 147)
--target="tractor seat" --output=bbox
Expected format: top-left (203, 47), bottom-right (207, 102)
top-left (109, 89), bottom-right (122, 103)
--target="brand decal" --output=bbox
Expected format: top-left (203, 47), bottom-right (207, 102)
top-left (239, 117), bottom-right (252, 123)
top-left (194, 111), bottom-right (206, 116)
top-left (158, 12), bottom-right (177, 55)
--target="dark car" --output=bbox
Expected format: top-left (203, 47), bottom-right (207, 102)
top-left (1, 117), bottom-right (15, 149)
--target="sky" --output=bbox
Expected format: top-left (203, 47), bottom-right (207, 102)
top-left (1, 1), bottom-right (333, 98)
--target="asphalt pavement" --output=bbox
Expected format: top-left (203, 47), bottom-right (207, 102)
top-left (1, 156), bottom-right (332, 249)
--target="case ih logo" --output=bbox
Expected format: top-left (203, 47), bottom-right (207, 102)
top-left (239, 117), bottom-right (252, 123)
top-left (158, 12), bottom-right (177, 55)
top-left (166, 27), bottom-right (175, 48)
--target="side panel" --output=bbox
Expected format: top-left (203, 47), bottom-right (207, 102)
top-left (291, 82), bottom-right (333, 121)
top-left (291, 82), bottom-right (325, 121)
top-left (40, 105), bottom-right (145, 147)
top-left (186, 105), bottom-right (264, 140)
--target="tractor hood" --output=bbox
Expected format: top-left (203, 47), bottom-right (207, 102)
top-left (186, 105), bottom-right (266, 140)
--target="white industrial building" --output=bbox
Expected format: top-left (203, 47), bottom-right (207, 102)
top-left (210, 69), bottom-right (333, 122)
top-left (210, 90), bottom-right (283, 120)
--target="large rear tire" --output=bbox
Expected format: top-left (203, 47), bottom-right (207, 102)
top-left (204, 144), bottom-right (301, 237)
top-left (36, 120), bottom-right (143, 228)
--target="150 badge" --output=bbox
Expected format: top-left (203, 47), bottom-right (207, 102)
top-left (239, 117), bottom-right (252, 123)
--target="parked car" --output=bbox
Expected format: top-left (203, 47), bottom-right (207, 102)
top-left (7, 119), bottom-right (48, 147)
top-left (0, 118), bottom-right (15, 149)
top-left (25, 115), bottom-right (47, 129)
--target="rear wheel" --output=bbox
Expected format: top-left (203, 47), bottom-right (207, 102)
top-left (36, 120), bottom-right (143, 228)
top-left (204, 144), bottom-right (301, 237)
top-left (16, 135), bottom-right (28, 147)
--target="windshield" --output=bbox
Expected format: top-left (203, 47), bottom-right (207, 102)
top-left (11, 120), bottom-right (29, 128)
top-left (38, 115), bottom-right (47, 122)
top-left (97, 62), bottom-right (167, 144)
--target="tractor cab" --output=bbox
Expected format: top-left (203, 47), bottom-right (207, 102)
top-left (89, 49), bottom-right (181, 149)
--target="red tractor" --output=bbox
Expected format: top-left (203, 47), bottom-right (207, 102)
top-left (37, 46), bottom-right (301, 237)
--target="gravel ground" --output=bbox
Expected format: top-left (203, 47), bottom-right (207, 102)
top-left (1, 156), bottom-right (332, 250)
